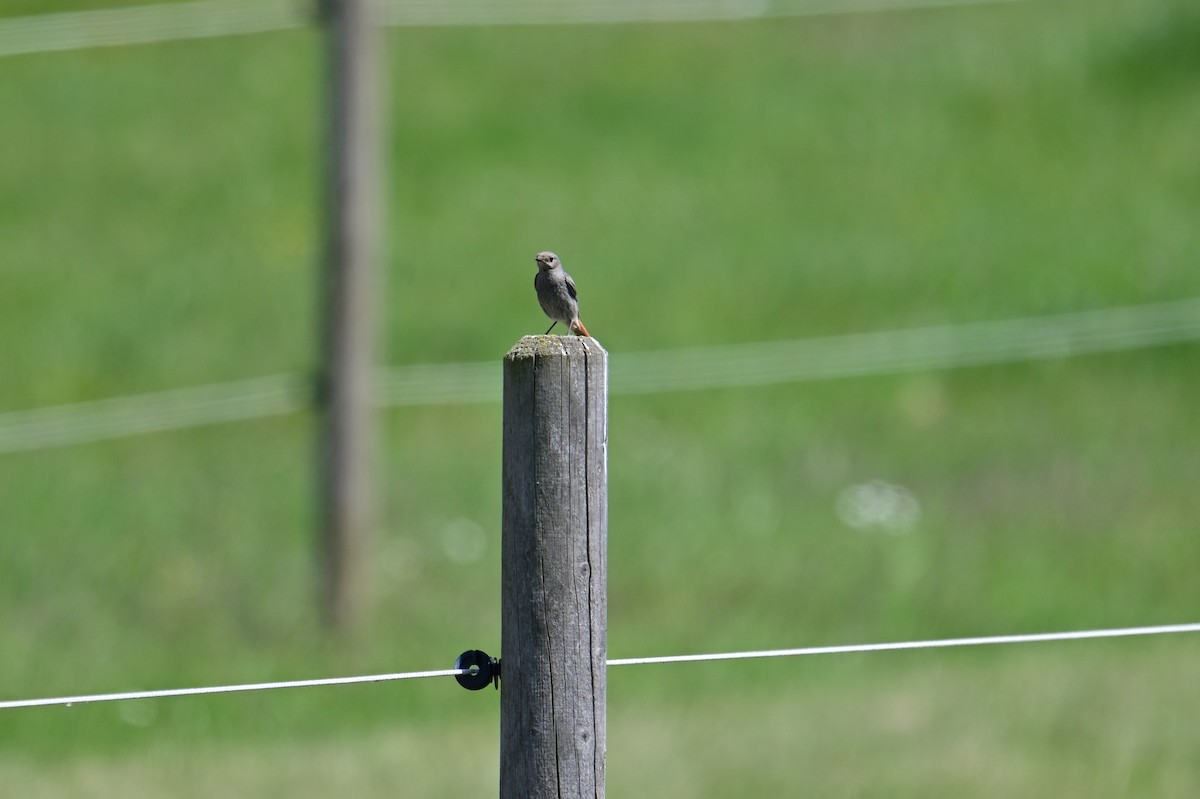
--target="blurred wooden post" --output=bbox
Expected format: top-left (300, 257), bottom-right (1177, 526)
top-left (501, 336), bottom-right (608, 799)
top-left (317, 0), bottom-right (383, 631)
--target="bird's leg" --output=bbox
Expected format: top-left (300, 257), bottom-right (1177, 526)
top-left (544, 321), bottom-right (557, 334)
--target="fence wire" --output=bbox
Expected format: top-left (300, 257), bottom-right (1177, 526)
top-left (0, 0), bottom-right (1028, 58)
top-left (0, 0), bottom-right (305, 58)
top-left (3, 621), bottom-right (1198, 710)
top-left (2, 298), bottom-right (1198, 454)
top-left (383, 0), bottom-right (1025, 28)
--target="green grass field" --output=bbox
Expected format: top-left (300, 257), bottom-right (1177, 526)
top-left (2, 0), bottom-right (1200, 794)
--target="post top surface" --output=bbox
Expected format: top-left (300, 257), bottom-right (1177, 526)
top-left (505, 335), bottom-right (607, 361)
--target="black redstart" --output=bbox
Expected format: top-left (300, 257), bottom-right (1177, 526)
top-left (534, 251), bottom-right (590, 337)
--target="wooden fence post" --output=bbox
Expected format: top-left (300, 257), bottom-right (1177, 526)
top-left (316, 0), bottom-right (383, 632)
top-left (501, 336), bottom-right (608, 799)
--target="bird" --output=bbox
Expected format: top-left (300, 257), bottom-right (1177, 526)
top-left (533, 251), bottom-right (590, 337)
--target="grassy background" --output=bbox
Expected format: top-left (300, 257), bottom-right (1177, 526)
top-left (2, 0), bottom-right (1200, 794)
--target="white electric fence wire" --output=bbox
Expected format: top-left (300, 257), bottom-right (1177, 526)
top-left (0, 375), bottom-right (307, 454)
top-left (0, 0), bottom-right (1027, 58)
top-left (606, 622), bottom-right (1200, 667)
top-left (0, 667), bottom-right (467, 710)
top-left (0, 0), bottom-right (305, 58)
top-left (3, 622), bottom-right (1197, 710)
top-left (2, 298), bottom-right (1198, 454)
top-left (383, 0), bottom-right (1025, 28)
top-left (608, 296), bottom-right (1200, 395)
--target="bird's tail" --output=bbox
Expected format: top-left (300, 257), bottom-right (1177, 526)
top-left (570, 318), bottom-right (590, 337)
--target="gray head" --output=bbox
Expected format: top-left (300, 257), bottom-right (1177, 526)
top-left (535, 251), bottom-right (561, 272)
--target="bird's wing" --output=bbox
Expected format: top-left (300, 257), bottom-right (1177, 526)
top-left (565, 274), bottom-right (579, 300)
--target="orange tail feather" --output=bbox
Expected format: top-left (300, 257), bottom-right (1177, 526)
top-left (570, 318), bottom-right (590, 337)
